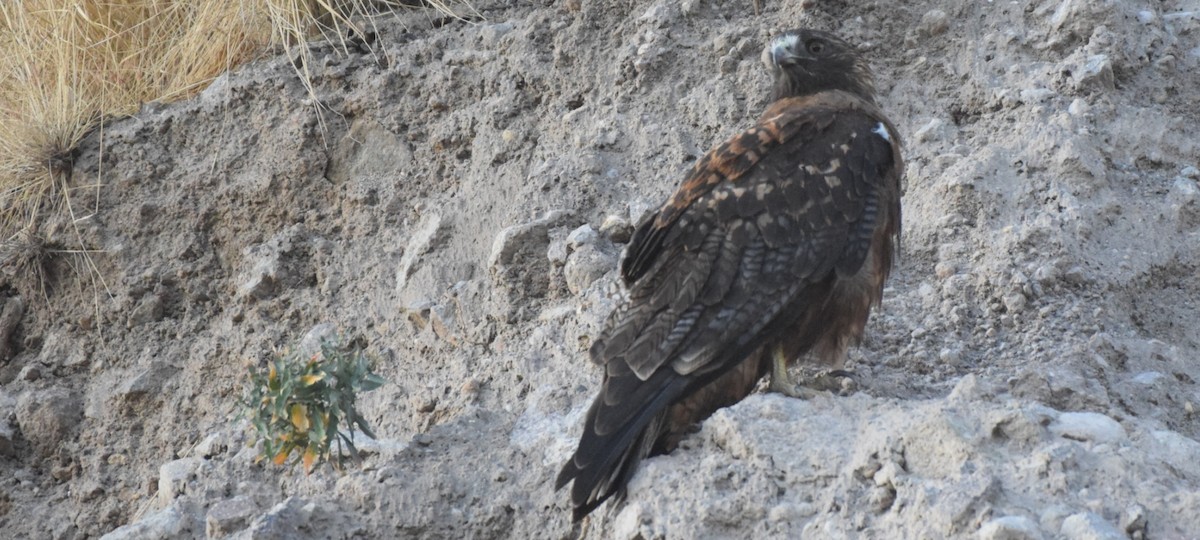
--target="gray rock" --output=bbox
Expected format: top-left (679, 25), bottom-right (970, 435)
top-left (564, 245), bottom-right (615, 295)
top-left (206, 495), bottom-right (257, 539)
top-left (1074, 55), bottom-right (1114, 92)
top-left (1121, 504), bottom-right (1148, 539)
top-left (429, 303), bottom-right (459, 345)
top-left (979, 515), bottom-right (1044, 540)
top-left (546, 236), bottom-right (569, 266)
top-left (237, 253), bottom-right (281, 300)
top-left (1060, 512), bottom-right (1124, 540)
top-left (395, 213), bottom-right (444, 293)
top-left (297, 322), bottom-right (337, 359)
top-left (599, 215), bottom-right (633, 243)
top-left (1049, 412), bottom-right (1126, 444)
top-left (159, 457), bottom-right (203, 505)
top-left (18, 363), bottom-right (41, 381)
top-left (915, 118), bottom-right (953, 143)
top-left (242, 497), bottom-right (316, 540)
top-left (1131, 371), bottom-right (1163, 385)
top-left (1169, 177), bottom-right (1200, 227)
top-left (488, 210), bottom-right (572, 316)
top-left (0, 296), bottom-right (24, 361)
top-left (0, 417), bottom-right (14, 457)
top-left (1036, 501), bottom-right (1075, 530)
top-left (100, 501), bottom-right (190, 540)
top-left (37, 330), bottom-right (90, 371)
top-left (117, 361), bottom-right (179, 402)
top-left (565, 224), bottom-right (599, 251)
top-left (488, 210), bottom-right (572, 270)
top-left (479, 23), bottom-right (514, 46)
top-left (1002, 292), bottom-right (1028, 313)
top-left (15, 388), bottom-right (83, 458)
top-left (193, 432), bottom-right (227, 459)
top-left (918, 9), bottom-right (949, 36)
top-left (127, 293), bottom-right (165, 326)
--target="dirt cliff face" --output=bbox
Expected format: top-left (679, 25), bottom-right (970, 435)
top-left (1, 0), bottom-right (1198, 538)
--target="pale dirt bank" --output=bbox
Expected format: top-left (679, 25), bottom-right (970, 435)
top-left (1, 0), bottom-right (1198, 538)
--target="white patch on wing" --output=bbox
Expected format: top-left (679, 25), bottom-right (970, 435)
top-left (872, 122), bottom-right (892, 142)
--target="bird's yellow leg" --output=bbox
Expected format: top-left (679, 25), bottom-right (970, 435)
top-left (767, 345), bottom-right (819, 399)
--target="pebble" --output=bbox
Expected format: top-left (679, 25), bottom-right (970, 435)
top-left (918, 9), bottom-right (950, 36)
top-left (1074, 55), bottom-right (1114, 91)
top-left (0, 296), bottom-right (25, 360)
top-left (978, 515), bottom-right (1044, 540)
top-left (479, 23), bottom-right (514, 46)
top-left (1068, 98), bottom-right (1089, 116)
top-left (99, 502), bottom-right (187, 540)
top-left (1019, 87), bottom-right (1055, 104)
top-left (564, 245), bottom-right (615, 295)
top-left (599, 215), bottom-right (633, 243)
top-left (1121, 504), bottom-right (1148, 539)
top-left (546, 237), bottom-right (569, 266)
top-left (488, 210), bottom-right (571, 270)
top-left (1049, 412), bottom-right (1126, 444)
top-left (205, 495), bottom-right (257, 539)
top-left (127, 294), bottom-right (165, 327)
top-left (192, 432), bottom-right (227, 459)
top-left (158, 457), bottom-right (203, 505)
top-left (566, 224), bottom-right (599, 251)
top-left (935, 262), bottom-right (956, 279)
top-left (1170, 177), bottom-right (1199, 202)
top-left (0, 419), bottom-right (14, 457)
top-left (1002, 292), bottom-right (1027, 313)
top-left (868, 485), bottom-right (896, 513)
top-left (297, 323), bottom-right (338, 359)
top-left (237, 240), bottom-right (287, 300)
top-left (18, 364), bottom-right (41, 381)
top-left (117, 362), bottom-right (179, 402)
top-left (15, 389), bottom-right (83, 459)
top-left (244, 497), bottom-right (316, 538)
top-left (1062, 266), bottom-right (1086, 284)
top-left (1130, 372), bottom-right (1162, 385)
top-left (1060, 512), bottom-right (1125, 540)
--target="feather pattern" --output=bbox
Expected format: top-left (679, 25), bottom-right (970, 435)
top-left (558, 29), bottom-right (905, 522)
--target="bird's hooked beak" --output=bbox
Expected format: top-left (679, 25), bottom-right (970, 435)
top-left (762, 34), bottom-right (808, 70)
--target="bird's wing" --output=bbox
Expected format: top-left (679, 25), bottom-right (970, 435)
top-left (599, 91), bottom-right (901, 383)
top-left (559, 91), bottom-right (902, 519)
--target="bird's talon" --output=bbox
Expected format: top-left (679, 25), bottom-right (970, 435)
top-left (769, 381), bottom-right (822, 400)
top-left (805, 370), bottom-right (858, 396)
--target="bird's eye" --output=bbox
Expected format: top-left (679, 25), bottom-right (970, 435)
top-left (807, 40), bottom-right (825, 54)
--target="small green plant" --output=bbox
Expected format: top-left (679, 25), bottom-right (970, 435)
top-left (242, 334), bottom-right (385, 473)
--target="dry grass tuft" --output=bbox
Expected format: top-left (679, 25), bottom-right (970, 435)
top-left (0, 228), bottom-right (52, 301)
top-left (0, 0), bottom-right (474, 298)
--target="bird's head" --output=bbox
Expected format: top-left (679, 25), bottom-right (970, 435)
top-left (762, 29), bottom-right (877, 103)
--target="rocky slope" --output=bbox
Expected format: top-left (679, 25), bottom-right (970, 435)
top-left (1, 0), bottom-right (1198, 538)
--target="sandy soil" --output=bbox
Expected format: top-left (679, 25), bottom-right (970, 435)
top-left (1, 0), bottom-right (1198, 538)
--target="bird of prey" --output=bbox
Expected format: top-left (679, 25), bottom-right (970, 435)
top-left (556, 28), bottom-right (904, 521)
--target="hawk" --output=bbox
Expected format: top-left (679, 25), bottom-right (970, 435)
top-left (556, 29), bottom-right (904, 521)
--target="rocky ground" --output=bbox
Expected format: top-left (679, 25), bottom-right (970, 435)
top-left (1, 0), bottom-right (1199, 538)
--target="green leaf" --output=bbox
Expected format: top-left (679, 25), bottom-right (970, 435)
top-left (358, 373), bottom-right (385, 392)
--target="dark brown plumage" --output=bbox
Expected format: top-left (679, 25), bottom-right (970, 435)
top-left (556, 28), bottom-right (904, 521)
